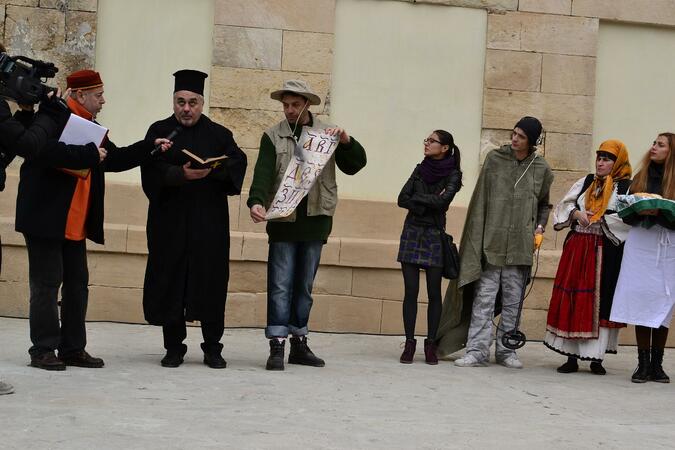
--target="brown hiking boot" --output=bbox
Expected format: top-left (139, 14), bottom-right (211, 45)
top-left (59, 350), bottom-right (104, 368)
top-left (31, 351), bottom-right (66, 371)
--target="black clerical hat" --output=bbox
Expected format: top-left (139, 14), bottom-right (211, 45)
top-left (173, 69), bottom-right (208, 95)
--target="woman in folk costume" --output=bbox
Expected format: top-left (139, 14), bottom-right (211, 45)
top-left (397, 130), bottom-right (462, 364)
top-left (545, 140), bottom-right (632, 375)
top-left (610, 133), bottom-right (675, 383)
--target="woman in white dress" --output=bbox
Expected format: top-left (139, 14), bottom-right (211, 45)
top-left (610, 133), bottom-right (675, 383)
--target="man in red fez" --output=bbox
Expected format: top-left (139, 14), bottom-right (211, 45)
top-left (16, 68), bottom-right (172, 371)
top-left (141, 69), bottom-right (247, 369)
top-left (66, 69), bottom-right (105, 119)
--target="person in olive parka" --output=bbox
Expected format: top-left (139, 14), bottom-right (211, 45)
top-left (141, 70), bottom-right (247, 369)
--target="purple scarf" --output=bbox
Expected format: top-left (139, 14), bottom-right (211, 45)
top-left (419, 156), bottom-right (455, 184)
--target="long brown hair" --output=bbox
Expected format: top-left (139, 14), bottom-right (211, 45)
top-left (629, 132), bottom-right (675, 200)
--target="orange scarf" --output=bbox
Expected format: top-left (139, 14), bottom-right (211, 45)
top-left (63, 96), bottom-right (95, 241)
top-left (66, 96), bottom-right (93, 121)
top-left (585, 139), bottom-right (632, 223)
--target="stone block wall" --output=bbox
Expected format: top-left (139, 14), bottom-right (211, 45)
top-left (210, 0), bottom-right (335, 191)
top-left (3, 0), bottom-right (675, 347)
top-left (1, 0), bottom-right (97, 88)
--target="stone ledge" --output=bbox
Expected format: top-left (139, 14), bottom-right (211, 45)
top-left (572, 0), bottom-right (675, 28)
top-left (518, 0), bottom-right (571, 16)
top-left (391, 0), bottom-right (518, 10)
top-left (487, 11), bottom-right (598, 57)
top-left (214, 0), bottom-right (336, 33)
top-left (2, 213), bottom-right (564, 276)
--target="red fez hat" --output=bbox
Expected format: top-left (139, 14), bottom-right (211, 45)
top-left (66, 70), bottom-right (103, 90)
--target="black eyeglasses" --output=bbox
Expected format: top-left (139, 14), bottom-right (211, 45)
top-left (424, 138), bottom-right (441, 145)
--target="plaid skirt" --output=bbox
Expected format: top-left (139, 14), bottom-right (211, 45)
top-left (397, 223), bottom-right (442, 268)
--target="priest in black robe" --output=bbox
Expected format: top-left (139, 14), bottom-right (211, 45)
top-left (141, 70), bottom-right (247, 369)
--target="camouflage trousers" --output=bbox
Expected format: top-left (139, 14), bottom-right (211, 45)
top-left (465, 263), bottom-right (530, 363)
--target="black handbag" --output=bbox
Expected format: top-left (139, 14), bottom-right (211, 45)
top-left (432, 212), bottom-right (459, 280)
top-left (439, 231), bottom-right (460, 280)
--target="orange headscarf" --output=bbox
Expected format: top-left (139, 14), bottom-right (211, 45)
top-left (585, 139), bottom-right (632, 223)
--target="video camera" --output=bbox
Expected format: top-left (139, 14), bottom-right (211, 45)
top-left (0, 52), bottom-right (58, 104)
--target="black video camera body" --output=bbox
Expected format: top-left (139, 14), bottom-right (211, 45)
top-left (0, 52), bottom-right (58, 105)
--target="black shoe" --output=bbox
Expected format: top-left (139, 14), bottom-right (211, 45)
top-left (266, 339), bottom-right (285, 371)
top-left (203, 352), bottom-right (227, 369)
top-left (30, 351), bottom-right (66, 371)
top-left (631, 349), bottom-right (651, 383)
top-left (590, 361), bottom-right (606, 375)
top-left (59, 350), bottom-right (104, 368)
top-left (161, 344), bottom-right (187, 368)
top-left (288, 336), bottom-right (325, 367)
top-left (650, 347), bottom-right (670, 383)
top-left (556, 357), bottom-right (578, 373)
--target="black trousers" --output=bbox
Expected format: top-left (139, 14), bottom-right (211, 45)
top-left (24, 234), bottom-right (89, 357)
top-left (163, 316), bottom-right (224, 355)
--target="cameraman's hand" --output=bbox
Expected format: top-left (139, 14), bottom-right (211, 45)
top-left (18, 103), bottom-right (34, 112)
top-left (153, 138), bottom-right (172, 153)
top-left (182, 162), bottom-right (211, 180)
top-left (98, 147), bottom-right (107, 163)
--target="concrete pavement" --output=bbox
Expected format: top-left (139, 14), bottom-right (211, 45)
top-left (1, 317), bottom-right (674, 449)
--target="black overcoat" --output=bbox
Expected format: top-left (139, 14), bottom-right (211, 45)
top-left (141, 115), bottom-right (247, 325)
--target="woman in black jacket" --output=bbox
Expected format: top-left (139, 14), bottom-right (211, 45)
top-left (397, 130), bottom-right (462, 364)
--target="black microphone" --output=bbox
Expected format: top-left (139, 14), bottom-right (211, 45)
top-left (151, 125), bottom-right (182, 156)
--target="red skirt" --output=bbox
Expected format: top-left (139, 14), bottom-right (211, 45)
top-left (546, 233), bottom-right (601, 339)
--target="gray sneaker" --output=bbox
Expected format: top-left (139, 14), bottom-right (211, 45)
top-left (498, 355), bottom-right (523, 369)
top-left (0, 380), bottom-right (14, 395)
top-left (454, 354), bottom-right (488, 367)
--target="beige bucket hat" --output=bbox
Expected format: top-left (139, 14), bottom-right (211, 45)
top-left (270, 79), bottom-right (321, 105)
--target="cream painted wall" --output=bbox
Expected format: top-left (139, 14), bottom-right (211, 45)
top-left (95, 0), bottom-right (214, 183)
top-left (330, 0), bottom-right (486, 206)
top-left (593, 22), bottom-right (675, 170)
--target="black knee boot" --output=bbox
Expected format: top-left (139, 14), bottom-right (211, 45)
top-left (631, 349), bottom-right (651, 383)
top-left (650, 347), bottom-right (670, 383)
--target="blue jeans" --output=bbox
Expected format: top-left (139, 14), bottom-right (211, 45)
top-left (265, 240), bottom-right (323, 339)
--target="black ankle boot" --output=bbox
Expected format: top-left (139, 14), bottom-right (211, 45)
top-left (631, 349), bottom-right (651, 383)
top-left (589, 361), bottom-right (606, 375)
top-left (557, 356), bottom-right (578, 373)
top-left (288, 336), bottom-right (325, 367)
top-left (266, 339), bottom-right (285, 371)
top-left (650, 347), bottom-right (670, 383)
top-left (161, 344), bottom-right (188, 368)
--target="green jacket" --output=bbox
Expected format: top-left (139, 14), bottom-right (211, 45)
top-left (247, 113), bottom-right (366, 242)
top-left (436, 145), bottom-right (553, 356)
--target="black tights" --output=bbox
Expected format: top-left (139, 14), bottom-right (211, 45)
top-left (635, 325), bottom-right (669, 350)
top-left (401, 263), bottom-right (443, 340)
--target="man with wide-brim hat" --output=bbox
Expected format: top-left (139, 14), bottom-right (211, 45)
top-left (141, 69), bottom-right (247, 369)
top-left (247, 79), bottom-right (367, 371)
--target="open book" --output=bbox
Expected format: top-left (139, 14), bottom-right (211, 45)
top-left (58, 113), bottom-right (108, 178)
top-left (182, 149), bottom-right (228, 170)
